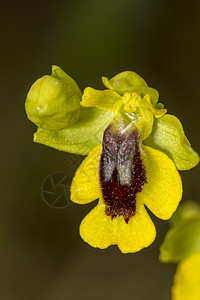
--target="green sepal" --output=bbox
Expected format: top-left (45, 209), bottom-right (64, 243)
top-left (34, 107), bottom-right (113, 155)
top-left (159, 214), bottom-right (200, 263)
top-left (144, 114), bottom-right (199, 170)
top-left (102, 71), bottom-right (159, 105)
top-left (25, 65), bottom-right (81, 131)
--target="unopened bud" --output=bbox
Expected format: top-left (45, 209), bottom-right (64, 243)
top-left (25, 65), bottom-right (81, 130)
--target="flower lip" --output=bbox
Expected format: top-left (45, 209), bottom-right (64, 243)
top-left (99, 121), bottom-right (147, 223)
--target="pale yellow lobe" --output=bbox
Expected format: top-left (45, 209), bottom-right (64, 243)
top-left (70, 144), bottom-right (101, 204)
top-left (80, 198), bottom-right (156, 254)
top-left (142, 94), bottom-right (167, 118)
top-left (172, 252), bottom-right (200, 300)
top-left (139, 146), bottom-right (183, 220)
top-left (81, 87), bottom-right (122, 111)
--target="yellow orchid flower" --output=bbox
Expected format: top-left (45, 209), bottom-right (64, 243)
top-left (25, 68), bottom-right (199, 253)
top-left (70, 82), bottom-right (183, 253)
top-left (172, 252), bottom-right (200, 300)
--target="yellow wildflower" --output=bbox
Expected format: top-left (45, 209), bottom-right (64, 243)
top-left (172, 252), bottom-right (200, 300)
top-left (70, 85), bottom-right (183, 253)
top-left (25, 68), bottom-right (199, 253)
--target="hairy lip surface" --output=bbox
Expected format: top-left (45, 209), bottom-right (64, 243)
top-left (99, 123), bottom-right (147, 223)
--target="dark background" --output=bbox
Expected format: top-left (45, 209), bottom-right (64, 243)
top-left (1, 1), bottom-right (200, 299)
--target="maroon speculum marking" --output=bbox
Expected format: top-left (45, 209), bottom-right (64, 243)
top-left (99, 122), bottom-right (147, 223)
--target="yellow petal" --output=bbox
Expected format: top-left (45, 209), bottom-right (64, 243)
top-left (81, 87), bottom-right (122, 111)
top-left (70, 144), bottom-right (101, 204)
top-left (138, 145), bottom-right (182, 220)
top-left (80, 197), bottom-right (156, 253)
top-left (116, 200), bottom-right (156, 253)
top-left (80, 198), bottom-right (116, 249)
top-left (172, 252), bottom-right (200, 300)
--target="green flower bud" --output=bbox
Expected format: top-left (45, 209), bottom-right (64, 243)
top-left (25, 65), bottom-right (82, 130)
top-left (160, 214), bottom-right (200, 263)
top-left (169, 201), bottom-right (200, 227)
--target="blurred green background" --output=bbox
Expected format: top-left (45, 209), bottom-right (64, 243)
top-left (1, 0), bottom-right (200, 299)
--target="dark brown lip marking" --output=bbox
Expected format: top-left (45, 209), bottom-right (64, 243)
top-left (99, 122), bottom-right (147, 223)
